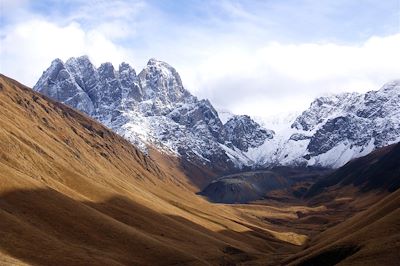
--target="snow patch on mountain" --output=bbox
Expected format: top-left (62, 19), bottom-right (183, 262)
top-left (216, 108), bottom-right (235, 124)
top-left (225, 80), bottom-right (400, 168)
top-left (34, 56), bottom-right (272, 172)
top-left (34, 56), bottom-right (400, 170)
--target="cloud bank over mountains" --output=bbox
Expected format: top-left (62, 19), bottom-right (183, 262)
top-left (1, 0), bottom-right (399, 116)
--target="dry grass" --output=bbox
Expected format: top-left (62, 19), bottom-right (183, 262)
top-left (0, 75), bottom-right (309, 265)
top-left (1, 74), bottom-right (397, 265)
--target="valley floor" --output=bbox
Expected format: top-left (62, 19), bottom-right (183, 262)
top-left (1, 75), bottom-right (399, 266)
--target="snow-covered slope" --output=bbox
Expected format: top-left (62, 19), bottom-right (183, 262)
top-left (290, 80), bottom-right (400, 167)
top-left (245, 112), bottom-right (304, 166)
top-left (34, 56), bottom-right (271, 171)
top-left (216, 108), bottom-right (235, 124)
top-left (246, 80), bottom-right (400, 168)
top-left (34, 56), bottom-right (400, 170)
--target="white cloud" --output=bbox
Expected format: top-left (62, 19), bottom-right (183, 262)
top-left (0, 0), bottom-right (398, 118)
top-left (0, 19), bottom-right (130, 86)
top-left (0, 0), bottom-right (28, 9)
top-left (176, 33), bottom-right (400, 117)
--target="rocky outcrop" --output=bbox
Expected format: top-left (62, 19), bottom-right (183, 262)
top-left (34, 56), bottom-right (272, 171)
top-left (34, 56), bottom-right (400, 170)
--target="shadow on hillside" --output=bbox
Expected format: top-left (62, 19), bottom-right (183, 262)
top-left (0, 188), bottom-right (299, 266)
top-left (295, 245), bottom-right (361, 266)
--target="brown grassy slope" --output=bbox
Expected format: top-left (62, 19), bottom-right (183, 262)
top-left (284, 187), bottom-right (400, 266)
top-left (305, 143), bottom-right (400, 200)
top-left (282, 143), bottom-right (400, 266)
top-left (0, 74), bottom-right (304, 265)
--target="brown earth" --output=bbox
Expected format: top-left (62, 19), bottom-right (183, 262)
top-left (0, 75), bottom-right (309, 265)
top-left (0, 74), bottom-right (398, 265)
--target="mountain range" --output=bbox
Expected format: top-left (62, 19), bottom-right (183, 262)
top-left (1, 72), bottom-right (399, 265)
top-left (34, 56), bottom-right (273, 173)
top-left (34, 56), bottom-right (400, 173)
top-left (0, 74), bottom-right (289, 265)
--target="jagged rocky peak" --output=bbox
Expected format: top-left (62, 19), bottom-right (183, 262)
top-left (48, 58), bottom-right (65, 74)
top-left (35, 56), bottom-right (400, 171)
top-left (40, 58), bottom-right (68, 88)
top-left (287, 80), bottom-right (400, 167)
top-left (64, 56), bottom-right (98, 88)
top-left (291, 92), bottom-right (361, 131)
top-left (118, 62), bottom-right (142, 104)
top-left (98, 62), bottom-right (116, 79)
top-left (34, 55), bottom-right (277, 172)
top-left (381, 79), bottom-right (400, 91)
top-left (168, 99), bottom-right (224, 140)
top-left (65, 55), bottom-right (92, 68)
top-left (224, 115), bottom-right (274, 152)
top-left (138, 58), bottom-right (193, 104)
top-left (292, 80), bottom-right (400, 133)
top-left (358, 80), bottom-right (400, 119)
top-left (119, 62), bottom-right (137, 77)
top-left (37, 58), bottom-right (66, 82)
top-left (34, 57), bottom-right (95, 115)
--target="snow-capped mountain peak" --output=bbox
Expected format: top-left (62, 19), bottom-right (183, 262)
top-left (138, 58), bottom-right (194, 109)
top-left (287, 80), bottom-right (400, 167)
top-left (34, 56), bottom-right (273, 172)
top-left (33, 56), bottom-right (400, 170)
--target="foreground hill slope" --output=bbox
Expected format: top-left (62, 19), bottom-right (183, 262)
top-left (0, 75), bottom-right (304, 265)
top-left (285, 187), bottom-right (400, 266)
top-left (2, 74), bottom-right (398, 265)
top-left (34, 56), bottom-right (273, 172)
top-left (305, 142), bottom-right (400, 199)
top-left (34, 57), bottom-right (400, 170)
top-left (281, 143), bottom-right (400, 266)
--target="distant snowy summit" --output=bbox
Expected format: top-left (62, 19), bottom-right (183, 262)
top-left (34, 56), bottom-right (273, 172)
top-left (34, 56), bottom-right (400, 170)
top-left (288, 80), bottom-right (400, 167)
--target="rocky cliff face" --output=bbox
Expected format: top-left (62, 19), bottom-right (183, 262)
top-left (34, 56), bottom-right (271, 171)
top-left (224, 115), bottom-right (274, 152)
top-left (34, 56), bottom-right (400, 170)
top-left (247, 80), bottom-right (400, 168)
top-left (289, 80), bottom-right (400, 167)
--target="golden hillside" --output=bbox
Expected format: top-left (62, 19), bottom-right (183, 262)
top-left (0, 75), bottom-right (310, 265)
top-left (1, 74), bottom-right (399, 266)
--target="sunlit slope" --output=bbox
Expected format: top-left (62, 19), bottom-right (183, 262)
top-left (285, 188), bottom-right (400, 266)
top-left (284, 143), bottom-right (400, 266)
top-left (305, 143), bottom-right (400, 199)
top-left (0, 75), bottom-right (303, 265)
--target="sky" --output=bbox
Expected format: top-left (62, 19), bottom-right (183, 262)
top-left (1, 0), bottom-right (399, 117)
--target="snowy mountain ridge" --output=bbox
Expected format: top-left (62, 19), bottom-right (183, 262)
top-left (34, 56), bottom-right (400, 170)
top-left (250, 80), bottom-right (400, 168)
top-left (34, 56), bottom-right (273, 172)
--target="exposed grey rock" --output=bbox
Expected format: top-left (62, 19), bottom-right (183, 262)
top-left (291, 80), bottom-right (400, 167)
top-left (34, 56), bottom-right (272, 171)
top-left (289, 133), bottom-right (310, 141)
top-left (223, 115), bottom-right (274, 152)
top-left (34, 56), bottom-right (400, 170)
